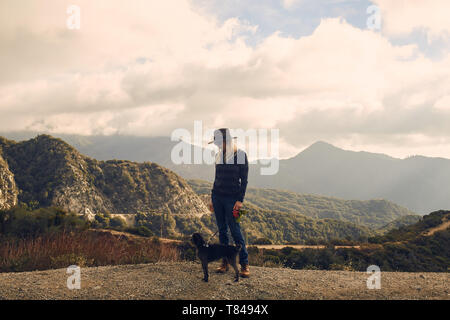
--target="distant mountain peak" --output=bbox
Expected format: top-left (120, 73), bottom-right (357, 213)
top-left (33, 134), bottom-right (67, 144)
top-left (296, 141), bottom-right (396, 161)
top-left (298, 141), bottom-right (341, 156)
top-left (309, 140), bottom-right (338, 149)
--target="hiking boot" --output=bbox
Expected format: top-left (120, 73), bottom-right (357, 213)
top-left (240, 264), bottom-right (250, 278)
top-left (216, 259), bottom-right (229, 273)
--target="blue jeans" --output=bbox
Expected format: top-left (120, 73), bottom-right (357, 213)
top-left (212, 193), bottom-right (249, 265)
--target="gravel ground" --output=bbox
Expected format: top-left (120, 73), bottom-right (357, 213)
top-left (0, 262), bottom-right (448, 300)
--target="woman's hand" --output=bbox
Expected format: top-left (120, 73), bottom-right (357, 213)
top-left (233, 201), bottom-right (243, 211)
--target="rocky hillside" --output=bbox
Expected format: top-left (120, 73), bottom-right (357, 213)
top-left (0, 135), bottom-right (208, 216)
top-left (0, 151), bottom-right (18, 210)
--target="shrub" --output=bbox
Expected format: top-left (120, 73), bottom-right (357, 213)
top-left (110, 216), bottom-right (127, 230)
top-left (94, 213), bottom-right (110, 228)
top-left (177, 239), bottom-right (197, 261)
top-left (0, 206), bottom-right (88, 237)
top-left (137, 226), bottom-right (153, 237)
top-left (252, 237), bottom-right (272, 245)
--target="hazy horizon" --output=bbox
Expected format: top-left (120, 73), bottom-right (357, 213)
top-left (1, 130), bottom-right (449, 162)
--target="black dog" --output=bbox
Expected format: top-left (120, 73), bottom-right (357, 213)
top-left (192, 233), bottom-right (241, 282)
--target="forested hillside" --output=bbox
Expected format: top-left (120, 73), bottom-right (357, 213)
top-left (188, 179), bottom-right (417, 230)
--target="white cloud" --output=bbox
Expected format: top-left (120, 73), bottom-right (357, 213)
top-left (434, 95), bottom-right (450, 112)
top-left (373, 0), bottom-right (450, 40)
top-left (0, 0), bottom-right (450, 159)
top-left (281, 0), bottom-right (303, 9)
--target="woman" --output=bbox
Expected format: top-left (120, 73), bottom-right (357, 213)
top-left (208, 128), bottom-right (250, 278)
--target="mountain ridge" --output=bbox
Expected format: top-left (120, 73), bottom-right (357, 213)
top-left (291, 140), bottom-right (400, 162)
top-left (188, 179), bottom-right (417, 230)
top-left (0, 134), bottom-right (403, 243)
top-left (0, 135), bottom-right (208, 216)
top-left (1, 132), bottom-right (449, 213)
top-left (2, 131), bottom-right (449, 161)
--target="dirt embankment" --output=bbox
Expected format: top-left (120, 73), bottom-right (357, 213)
top-left (0, 262), bottom-right (448, 300)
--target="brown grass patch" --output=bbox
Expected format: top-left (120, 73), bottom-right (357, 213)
top-left (0, 230), bottom-right (180, 273)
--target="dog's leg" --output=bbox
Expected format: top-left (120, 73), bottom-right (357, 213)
top-left (201, 260), bottom-right (209, 282)
top-left (229, 257), bottom-right (239, 282)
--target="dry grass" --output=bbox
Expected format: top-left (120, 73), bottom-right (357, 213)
top-left (0, 230), bottom-right (180, 273)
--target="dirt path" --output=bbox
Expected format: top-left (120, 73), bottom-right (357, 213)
top-left (254, 244), bottom-right (361, 250)
top-left (423, 217), bottom-right (450, 236)
top-left (100, 231), bottom-right (360, 250)
top-left (0, 262), bottom-right (448, 300)
top-left (92, 229), bottom-right (181, 244)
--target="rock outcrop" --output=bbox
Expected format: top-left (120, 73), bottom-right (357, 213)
top-left (0, 135), bottom-right (208, 216)
top-left (0, 151), bottom-right (18, 210)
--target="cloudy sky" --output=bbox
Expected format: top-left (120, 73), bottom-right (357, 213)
top-left (1, 0), bottom-right (450, 159)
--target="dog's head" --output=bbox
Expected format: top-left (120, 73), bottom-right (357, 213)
top-left (192, 233), bottom-right (206, 248)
